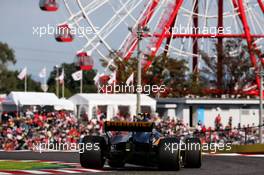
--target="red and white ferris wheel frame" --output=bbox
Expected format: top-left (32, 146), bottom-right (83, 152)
top-left (41, 0), bottom-right (264, 95)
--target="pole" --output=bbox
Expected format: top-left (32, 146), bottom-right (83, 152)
top-left (56, 66), bottom-right (59, 97)
top-left (259, 65), bottom-right (263, 144)
top-left (217, 0), bottom-right (224, 90)
top-left (44, 67), bottom-right (46, 86)
top-left (136, 24), bottom-right (142, 115)
top-left (62, 68), bottom-right (65, 98)
top-left (80, 70), bottom-right (83, 93)
top-left (192, 0), bottom-right (199, 79)
top-left (62, 81), bottom-right (65, 98)
top-left (24, 74), bottom-right (27, 92)
top-left (44, 67), bottom-right (47, 93)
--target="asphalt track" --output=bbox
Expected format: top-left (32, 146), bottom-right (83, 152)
top-left (0, 152), bottom-right (263, 175)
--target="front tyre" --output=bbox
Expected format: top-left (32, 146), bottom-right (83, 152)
top-left (80, 136), bottom-right (106, 169)
top-left (158, 138), bottom-right (181, 171)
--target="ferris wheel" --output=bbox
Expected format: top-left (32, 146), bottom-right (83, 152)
top-left (39, 0), bottom-right (264, 95)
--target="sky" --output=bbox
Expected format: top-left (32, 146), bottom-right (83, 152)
top-left (0, 0), bottom-right (263, 83)
top-left (0, 0), bottom-right (84, 81)
top-left (0, 0), bottom-right (140, 82)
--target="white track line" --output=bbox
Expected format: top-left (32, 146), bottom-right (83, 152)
top-left (40, 161), bottom-right (62, 164)
top-left (75, 168), bottom-right (105, 173)
top-left (0, 172), bottom-right (12, 175)
top-left (22, 170), bottom-right (48, 174)
top-left (18, 160), bottom-right (40, 162)
top-left (54, 169), bottom-right (84, 173)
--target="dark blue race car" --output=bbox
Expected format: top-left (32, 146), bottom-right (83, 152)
top-left (80, 121), bottom-right (202, 170)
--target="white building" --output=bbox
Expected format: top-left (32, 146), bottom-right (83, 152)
top-left (69, 93), bottom-right (156, 120)
top-left (1, 92), bottom-right (74, 112)
top-left (157, 98), bottom-right (262, 128)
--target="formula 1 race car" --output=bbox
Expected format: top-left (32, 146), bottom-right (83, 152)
top-left (80, 121), bottom-right (201, 170)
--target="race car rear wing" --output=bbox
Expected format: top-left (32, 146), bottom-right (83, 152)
top-left (104, 121), bottom-right (154, 132)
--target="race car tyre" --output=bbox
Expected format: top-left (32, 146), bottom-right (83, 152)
top-left (184, 138), bottom-right (202, 168)
top-left (158, 137), bottom-right (181, 171)
top-left (80, 136), bottom-right (106, 169)
top-left (108, 160), bottom-right (125, 168)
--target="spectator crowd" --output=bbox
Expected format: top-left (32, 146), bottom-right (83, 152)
top-left (0, 110), bottom-right (261, 151)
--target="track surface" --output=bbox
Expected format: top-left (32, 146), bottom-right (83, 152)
top-left (0, 152), bottom-right (263, 175)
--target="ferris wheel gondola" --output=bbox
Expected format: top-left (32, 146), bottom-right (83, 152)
top-left (75, 52), bottom-right (94, 71)
top-left (39, 0), bottom-right (58, 12)
top-left (55, 24), bottom-right (74, 42)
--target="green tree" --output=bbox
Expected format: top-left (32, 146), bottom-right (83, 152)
top-left (0, 42), bottom-right (16, 74)
top-left (144, 55), bottom-right (189, 97)
top-left (199, 39), bottom-right (255, 95)
top-left (100, 53), bottom-right (189, 97)
top-left (47, 62), bottom-right (97, 97)
top-left (100, 40), bottom-right (254, 97)
top-left (0, 42), bottom-right (41, 94)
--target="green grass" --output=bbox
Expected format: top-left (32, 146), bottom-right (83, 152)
top-left (0, 161), bottom-right (74, 170)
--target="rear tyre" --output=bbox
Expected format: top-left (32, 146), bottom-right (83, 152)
top-left (184, 138), bottom-right (202, 168)
top-left (158, 138), bottom-right (181, 171)
top-left (80, 136), bottom-right (106, 169)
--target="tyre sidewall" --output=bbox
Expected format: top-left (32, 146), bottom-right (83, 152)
top-left (158, 137), bottom-right (181, 170)
top-left (80, 136), bottom-right (106, 169)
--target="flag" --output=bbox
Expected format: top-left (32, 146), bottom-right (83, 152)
top-left (17, 67), bottom-right (27, 80)
top-left (38, 67), bottom-right (47, 78)
top-left (126, 72), bottom-right (134, 85)
top-left (72, 70), bottom-right (83, 81)
top-left (108, 71), bottom-right (116, 84)
top-left (56, 69), bottom-right (64, 84)
top-left (93, 73), bottom-right (100, 85)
